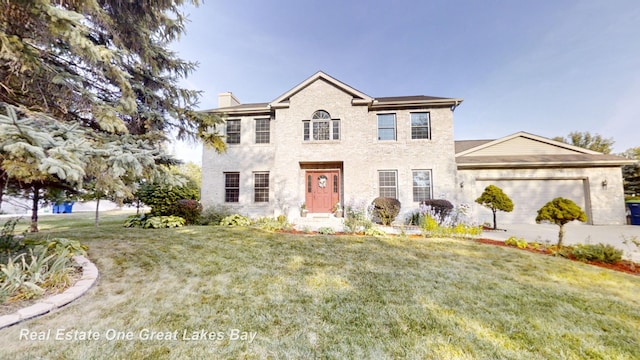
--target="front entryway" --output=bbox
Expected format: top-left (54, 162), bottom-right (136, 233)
top-left (305, 170), bottom-right (340, 213)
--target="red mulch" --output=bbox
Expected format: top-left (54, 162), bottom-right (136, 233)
top-left (279, 229), bottom-right (639, 275)
top-left (475, 238), bottom-right (640, 276)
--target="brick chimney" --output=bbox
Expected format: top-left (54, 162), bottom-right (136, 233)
top-left (218, 92), bottom-right (240, 108)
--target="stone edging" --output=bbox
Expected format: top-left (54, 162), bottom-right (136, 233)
top-left (0, 255), bottom-right (98, 329)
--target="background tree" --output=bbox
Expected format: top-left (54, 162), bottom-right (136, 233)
top-left (1, 1), bottom-right (225, 230)
top-left (535, 197), bottom-right (587, 247)
top-left (475, 185), bottom-right (514, 230)
top-left (552, 131), bottom-right (614, 154)
top-left (620, 147), bottom-right (640, 198)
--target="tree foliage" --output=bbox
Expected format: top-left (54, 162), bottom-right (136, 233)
top-left (1, 1), bottom-right (224, 231)
top-left (621, 147), bottom-right (640, 197)
top-left (475, 185), bottom-right (514, 230)
top-left (552, 131), bottom-right (614, 154)
top-left (535, 197), bottom-right (587, 247)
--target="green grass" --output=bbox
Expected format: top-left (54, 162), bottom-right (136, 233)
top-left (1, 212), bottom-right (639, 359)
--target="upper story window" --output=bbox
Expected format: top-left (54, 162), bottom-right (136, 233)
top-left (303, 110), bottom-right (340, 141)
top-left (377, 113), bottom-right (396, 141)
top-left (411, 112), bottom-right (431, 139)
top-left (226, 119), bottom-right (240, 144)
top-left (255, 118), bottom-right (270, 144)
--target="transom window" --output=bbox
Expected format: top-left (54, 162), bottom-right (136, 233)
top-left (411, 112), bottom-right (431, 139)
top-left (226, 119), bottom-right (240, 144)
top-left (255, 118), bottom-right (270, 144)
top-left (224, 172), bottom-right (240, 203)
top-left (377, 114), bottom-right (396, 141)
top-left (378, 170), bottom-right (398, 199)
top-left (254, 172), bottom-right (269, 202)
top-left (412, 170), bottom-right (432, 202)
top-left (303, 110), bottom-right (340, 141)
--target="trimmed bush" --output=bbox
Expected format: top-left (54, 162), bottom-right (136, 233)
top-left (220, 214), bottom-right (252, 227)
top-left (199, 205), bottom-right (234, 225)
top-left (571, 244), bottom-right (623, 264)
top-left (372, 197), bottom-right (401, 226)
top-left (172, 199), bottom-right (203, 225)
top-left (420, 199), bottom-right (453, 223)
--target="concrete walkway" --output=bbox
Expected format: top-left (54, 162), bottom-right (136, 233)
top-left (480, 223), bottom-right (640, 262)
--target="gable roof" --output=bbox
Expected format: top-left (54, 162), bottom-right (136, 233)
top-left (456, 131), bottom-right (635, 168)
top-left (270, 71), bottom-right (374, 108)
top-left (204, 71), bottom-right (463, 114)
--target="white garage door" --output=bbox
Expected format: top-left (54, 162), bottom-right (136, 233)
top-left (475, 179), bottom-right (589, 225)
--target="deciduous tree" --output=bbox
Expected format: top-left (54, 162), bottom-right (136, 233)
top-left (552, 131), bottom-right (614, 154)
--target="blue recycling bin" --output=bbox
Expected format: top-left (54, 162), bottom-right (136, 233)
top-left (63, 202), bottom-right (74, 213)
top-left (627, 201), bottom-right (640, 225)
top-left (52, 203), bottom-right (62, 213)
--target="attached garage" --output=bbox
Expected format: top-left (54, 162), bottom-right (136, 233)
top-left (474, 178), bottom-right (589, 224)
top-left (456, 132), bottom-right (634, 225)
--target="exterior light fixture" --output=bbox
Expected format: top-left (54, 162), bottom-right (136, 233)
top-left (601, 179), bottom-right (608, 189)
top-left (460, 181), bottom-right (464, 189)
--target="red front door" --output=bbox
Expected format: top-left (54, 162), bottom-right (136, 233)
top-left (306, 170), bottom-right (340, 213)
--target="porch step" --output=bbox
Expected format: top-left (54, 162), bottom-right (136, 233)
top-left (293, 216), bottom-right (345, 232)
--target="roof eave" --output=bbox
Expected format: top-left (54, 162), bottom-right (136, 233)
top-left (457, 160), bottom-right (635, 169)
top-left (370, 98), bottom-right (463, 110)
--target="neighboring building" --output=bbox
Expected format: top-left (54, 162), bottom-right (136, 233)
top-left (201, 71), bottom-right (633, 225)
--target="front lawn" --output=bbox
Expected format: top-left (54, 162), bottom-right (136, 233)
top-left (1, 212), bottom-right (639, 359)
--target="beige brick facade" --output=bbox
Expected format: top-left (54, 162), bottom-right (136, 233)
top-left (202, 73), bottom-right (632, 225)
top-left (201, 72), bottom-right (460, 220)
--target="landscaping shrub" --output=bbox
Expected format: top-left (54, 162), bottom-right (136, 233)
top-left (199, 205), bottom-right (234, 225)
top-left (172, 199), bottom-right (203, 225)
top-left (371, 197), bottom-right (401, 226)
top-left (420, 199), bottom-right (453, 223)
top-left (136, 182), bottom-right (199, 216)
top-left (254, 216), bottom-right (291, 232)
top-left (505, 236), bottom-right (528, 249)
top-left (220, 214), bottom-right (252, 227)
top-left (123, 214), bottom-right (185, 228)
top-left (0, 237), bottom-right (86, 304)
top-left (343, 200), bottom-right (374, 234)
top-left (317, 227), bottom-right (335, 235)
top-left (1, 217), bottom-right (25, 257)
top-left (571, 244), bottom-right (623, 264)
top-left (364, 227), bottom-right (386, 237)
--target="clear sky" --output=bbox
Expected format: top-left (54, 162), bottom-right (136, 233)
top-left (170, 0), bottom-right (640, 164)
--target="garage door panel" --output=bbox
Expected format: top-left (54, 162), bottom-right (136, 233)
top-left (476, 179), bottom-right (587, 225)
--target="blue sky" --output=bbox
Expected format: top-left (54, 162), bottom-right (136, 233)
top-left (170, 0), bottom-right (640, 163)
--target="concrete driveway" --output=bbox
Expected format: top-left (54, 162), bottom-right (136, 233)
top-left (481, 223), bottom-right (640, 262)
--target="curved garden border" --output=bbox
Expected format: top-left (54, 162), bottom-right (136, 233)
top-left (0, 255), bottom-right (98, 329)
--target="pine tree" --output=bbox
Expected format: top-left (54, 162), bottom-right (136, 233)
top-left (475, 185), bottom-right (514, 230)
top-left (1, 1), bottom-right (224, 230)
top-left (536, 197), bottom-right (587, 247)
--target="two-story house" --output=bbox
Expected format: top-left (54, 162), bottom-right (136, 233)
top-left (201, 71), bottom-right (633, 225)
top-left (201, 71), bottom-right (461, 219)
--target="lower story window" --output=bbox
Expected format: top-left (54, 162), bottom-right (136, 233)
top-left (378, 170), bottom-right (398, 199)
top-left (224, 172), bottom-right (239, 203)
top-left (254, 172), bottom-right (269, 202)
top-left (412, 170), bottom-right (432, 202)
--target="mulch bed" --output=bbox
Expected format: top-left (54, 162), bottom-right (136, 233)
top-left (475, 238), bottom-right (640, 276)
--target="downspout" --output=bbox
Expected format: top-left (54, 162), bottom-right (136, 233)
top-left (451, 100), bottom-right (461, 112)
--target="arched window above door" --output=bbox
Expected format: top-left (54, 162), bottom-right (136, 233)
top-left (303, 110), bottom-right (340, 141)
